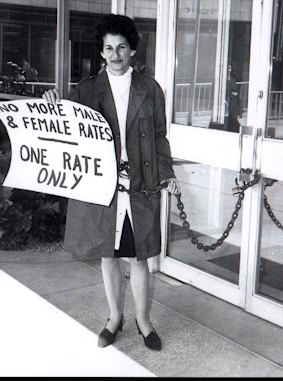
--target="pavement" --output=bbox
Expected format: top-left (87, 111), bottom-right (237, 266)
top-left (0, 270), bottom-right (155, 377)
top-left (1, 248), bottom-right (283, 377)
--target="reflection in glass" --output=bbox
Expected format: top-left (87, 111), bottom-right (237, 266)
top-left (266, 0), bottom-right (283, 139)
top-left (167, 160), bottom-right (242, 285)
top-left (69, 2), bottom-right (112, 84)
top-left (257, 179), bottom-right (283, 303)
top-left (0, 0), bottom-right (157, 98)
top-left (126, 0), bottom-right (157, 76)
top-left (69, 5), bottom-right (111, 86)
top-left (172, 0), bottom-right (252, 133)
top-left (0, 1), bottom-right (57, 98)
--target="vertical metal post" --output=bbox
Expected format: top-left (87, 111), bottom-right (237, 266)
top-left (212, 0), bottom-right (231, 124)
top-left (112, 0), bottom-right (126, 15)
top-left (0, 24), bottom-right (3, 74)
top-left (56, 0), bottom-right (69, 98)
top-left (155, 0), bottom-right (171, 91)
top-left (186, 0), bottom-right (201, 125)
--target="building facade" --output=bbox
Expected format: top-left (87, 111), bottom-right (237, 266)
top-left (1, 0), bottom-right (283, 328)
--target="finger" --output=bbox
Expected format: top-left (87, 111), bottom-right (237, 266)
top-left (43, 89), bottom-right (59, 104)
top-left (166, 181), bottom-right (175, 194)
top-left (42, 91), bottom-right (49, 101)
top-left (42, 90), bottom-right (53, 103)
top-left (172, 185), bottom-right (177, 194)
top-left (48, 89), bottom-right (57, 104)
top-left (54, 88), bottom-right (61, 102)
top-left (165, 181), bottom-right (172, 191)
top-left (170, 181), bottom-right (180, 195)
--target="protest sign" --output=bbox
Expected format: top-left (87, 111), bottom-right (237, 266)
top-left (0, 99), bottom-right (117, 206)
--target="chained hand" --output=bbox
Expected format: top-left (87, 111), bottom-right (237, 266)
top-left (162, 179), bottom-right (181, 195)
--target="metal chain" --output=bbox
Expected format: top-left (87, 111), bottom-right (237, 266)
top-left (117, 182), bottom-right (167, 197)
top-left (175, 192), bottom-right (244, 251)
top-left (263, 179), bottom-right (283, 230)
top-left (118, 168), bottom-right (261, 251)
top-left (117, 160), bottom-right (168, 196)
top-left (174, 169), bottom-right (261, 251)
top-left (263, 195), bottom-right (283, 230)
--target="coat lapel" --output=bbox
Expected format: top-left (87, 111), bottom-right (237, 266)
top-left (126, 72), bottom-right (147, 132)
top-left (94, 70), bottom-right (148, 150)
top-left (95, 71), bottom-right (120, 138)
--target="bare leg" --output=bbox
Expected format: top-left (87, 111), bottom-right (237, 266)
top-left (128, 257), bottom-right (153, 337)
top-left (100, 257), bottom-right (123, 333)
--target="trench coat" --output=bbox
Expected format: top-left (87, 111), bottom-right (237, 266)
top-left (64, 69), bottom-right (175, 261)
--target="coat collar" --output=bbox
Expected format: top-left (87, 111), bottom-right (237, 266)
top-left (95, 70), bottom-right (119, 137)
top-left (96, 70), bottom-right (148, 132)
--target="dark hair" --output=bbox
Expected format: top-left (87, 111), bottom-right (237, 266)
top-left (95, 14), bottom-right (139, 52)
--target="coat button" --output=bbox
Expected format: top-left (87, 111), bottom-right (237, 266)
top-left (144, 161), bottom-right (149, 166)
top-left (141, 131), bottom-right (146, 137)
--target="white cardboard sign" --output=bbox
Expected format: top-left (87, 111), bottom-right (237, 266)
top-left (0, 99), bottom-right (117, 206)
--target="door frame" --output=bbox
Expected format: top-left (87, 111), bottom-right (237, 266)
top-left (244, 0), bottom-right (283, 327)
top-left (159, 0), bottom-right (283, 326)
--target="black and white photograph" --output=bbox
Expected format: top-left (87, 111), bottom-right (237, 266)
top-left (0, 0), bottom-right (283, 378)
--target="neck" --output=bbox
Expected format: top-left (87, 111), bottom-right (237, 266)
top-left (107, 66), bottom-right (130, 76)
top-left (107, 66), bottom-right (133, 77)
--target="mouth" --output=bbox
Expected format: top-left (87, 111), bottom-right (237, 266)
top-left (111, 60), bottom-right (123, 64)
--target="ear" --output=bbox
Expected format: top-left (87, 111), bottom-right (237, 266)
top-left (130, 50), bottom-right (136, 57)
top-left (100, 51), bottom-right (106, 60)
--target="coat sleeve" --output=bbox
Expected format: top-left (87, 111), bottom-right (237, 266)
top-left (67, 83), bottom-right (81, 102)
top-left (67, 76), bottom-right (96, 103)
top-left (153, 81), bottom-right (175, 182)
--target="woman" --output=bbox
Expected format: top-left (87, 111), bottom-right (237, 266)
top-left (43, 14), bottom-right (179, 351)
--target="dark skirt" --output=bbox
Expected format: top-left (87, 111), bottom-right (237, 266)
top-left (114, 213), bottom-right (136, 258)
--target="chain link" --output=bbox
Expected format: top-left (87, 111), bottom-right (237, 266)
top-left (118, 168), bottom-right (262, 251)
top-left (117, 182), bottom-right (167, 197)
top-left (119, 168), bottom-right (283, 246)
top-left (174, 169), bottom-right (260, 251)
top-left (117, 160), bottom-right (168, 196)
top-left (263, 178), bottom-right (283, 230)
top-left (175, 192), bottom-right (244, 251)
top-left (263, 195), bottom-right (283, 230)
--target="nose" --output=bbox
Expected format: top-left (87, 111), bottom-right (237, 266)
top-left (113, 47), bottom-right (120, 58)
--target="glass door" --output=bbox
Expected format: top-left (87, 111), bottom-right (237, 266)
top-left (160, 0), bottom-right (254, 307)
top-left (159, 0), bottom-right (283, 323)
top-left (244, 0), bottom-right (283, 327)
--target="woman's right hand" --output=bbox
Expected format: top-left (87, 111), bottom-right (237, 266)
top-left (42, 88), bottom-right (61, 104)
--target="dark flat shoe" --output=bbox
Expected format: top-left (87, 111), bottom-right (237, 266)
top-left (135, 319), bottom-right (162, 351)
top-left (98, 315), bottom-right (123, 348)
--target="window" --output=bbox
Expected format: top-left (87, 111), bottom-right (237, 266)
top-left (173, 0), bottom-right (252, 133)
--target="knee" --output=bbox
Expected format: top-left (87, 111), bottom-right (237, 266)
top-left (129, 257), bottom-right (148, 271)
top-left (101, 257), bottom-right (119, 269)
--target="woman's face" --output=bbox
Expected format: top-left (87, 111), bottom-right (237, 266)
top-left (101, 33), bottom-right (136, 76)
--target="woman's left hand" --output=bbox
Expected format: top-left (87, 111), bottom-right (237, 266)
top-left (163, 179), bottom-right (181, 195)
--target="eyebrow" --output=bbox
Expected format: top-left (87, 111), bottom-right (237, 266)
top-left (104, 43), bottom-right (128, 48)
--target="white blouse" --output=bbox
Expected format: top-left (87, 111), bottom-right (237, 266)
top-left (106, 66), bottom-right (134, 250)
